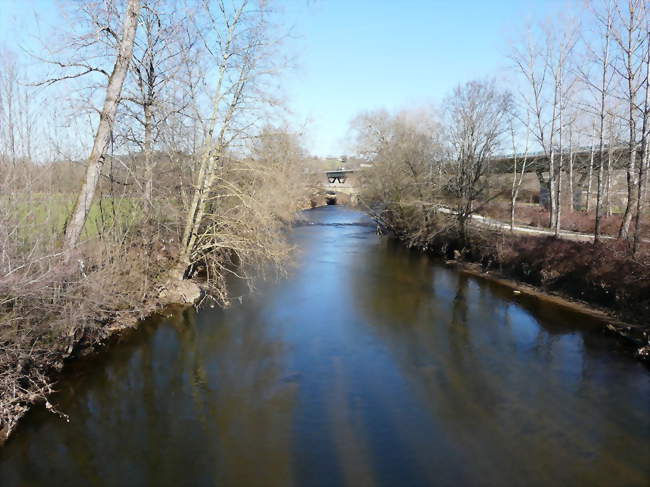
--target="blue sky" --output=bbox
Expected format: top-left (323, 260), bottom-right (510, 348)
top-left (279, 0), bottom-right (568, 155)
top-left (0, 0), bottom-right (569, 156)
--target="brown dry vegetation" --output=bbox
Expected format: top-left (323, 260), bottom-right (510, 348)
top-left (0, 132), bottom-right (309, 443)
top-left (417, 223), bottom-right (650, 324)
top-left (0, 177), bottom-right (174, 441)
top-left (0, 0), bottom-right (315, 443)
top-left (351, 75), bottom-right (650, 357)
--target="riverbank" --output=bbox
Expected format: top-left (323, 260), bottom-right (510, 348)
top-left (445, 259), bottom-right (649, 360)
top-left (1, 204), bottom-right (646, 450)
top-left (0, 266), bottom-right (202, 447)
top-left (3, 204), bottom-right (648, 486)
top-left (378, 214), bottom-right (650, 361)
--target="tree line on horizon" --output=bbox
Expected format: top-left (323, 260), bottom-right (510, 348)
top-left (350, 0), bottom-right (648, 253)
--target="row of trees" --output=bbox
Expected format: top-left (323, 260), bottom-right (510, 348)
top-left (0, 0), bottom-right (309, 438)
top-left (512, 0), bottom-right (649, 250)
top-left (351, 81), bottom-right (512, 247)
top-left (354, 0), bottom-right (649, 253)
top-left (1, 0), bottom-right (307, 289)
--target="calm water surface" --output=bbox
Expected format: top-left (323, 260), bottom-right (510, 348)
top-left (1, 206), bottom-right (648, 486)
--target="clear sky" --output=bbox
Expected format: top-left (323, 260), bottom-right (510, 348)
top-left (279, 0), bottom-right (567, 156)
top-left (0, 0), bottom-right (570, 156)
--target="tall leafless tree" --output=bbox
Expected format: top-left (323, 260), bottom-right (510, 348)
top-left (444, 79), bottom-right (512, 239)
top-left (177, 0), bottom-right (289, 284)
top-left (582, 0), bottom-right (615, 242)
top-left (62, 0), bottom-right (141, 252)
top-left (612, 0), bottom-right (646, 239)
top-left (120, 0), bottom-right (187, 208)
top-left (633, 15), bottom-right (649, 253)
top-left (509, 116), bottom-right (530, 231)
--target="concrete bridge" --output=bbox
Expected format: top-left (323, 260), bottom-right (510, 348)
top-left (321, 169), bottom-right (361, 205)
top-left (311, 145), bottom-right (643, 209)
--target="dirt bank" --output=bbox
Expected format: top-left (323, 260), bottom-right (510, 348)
top-left (0, 277), bottom-right (202, 447)
top-left (445, 259), bottom-right (649, 360)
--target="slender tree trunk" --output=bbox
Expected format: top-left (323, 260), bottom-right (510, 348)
top-left (555, 81), bottom-right (563, 237)
top-left (633, 137), bottom-right (648, 252)
top-left (606, 123), bottom-right (614, 216)
top-left (619, 139), bottom-right (639, 238)
top-left (643, 153), bottom-right (650, 204)
top-left (63, 0), bottom-right (141, 252)
top-left (556, 153), bottom-right (563, 236)
top-left (594, 2), bottom-right (612, 243)
top-left (633, 31), bottom-right (649, 253)
top-left (548, 86), bottom-right (558, 229)
top-left (587, 124), bottom-right (595, 212)
top-left (618, 2), bottom-right (641, 239)
top-left (143, 99), bottom-right (154, 206)
top-left (511, 142), bottom-right (529, 231)
top-left (568, 126), bottom-right (574, 212)
top-left (549, 153), bottom-right (556, 228)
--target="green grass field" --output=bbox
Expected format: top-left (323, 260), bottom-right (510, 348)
top-left (6, 193), bottom-right (142, 244)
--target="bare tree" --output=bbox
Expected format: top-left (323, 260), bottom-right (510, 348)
top-left (351, 108), bottom-right (447, 245)
top-left (550, 20), bottom-right (579, 236)
top-left (586, 122), bottom-right (596, 211)
top-left (177, 0), bottom-right (291, 287)
top-left (509, 116), bottom-right (530, 231)
top-left (62, 0), bottom-right (141, 252)
top-left (633, 15), bottom-right (649, 253)
top-left (582, 0), bottom-right (615, 242)
top-left (0, 48), bottom-right (39, 167)
top-left (444, 79), bottom-right (512, 239)
top-left (119, 0), bottom-right (188, 208)
top-left (511, 21), bottom-right (577, 233)
top-left (511, 26), bottom-right (556, 220)
top-left (612, 0), bottom-right (646, 239)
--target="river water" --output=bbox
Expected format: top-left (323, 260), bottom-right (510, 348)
top-left (1, 206), bottom-right (649, 486)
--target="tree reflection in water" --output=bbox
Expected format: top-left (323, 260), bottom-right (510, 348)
top-left (0, 206), bottom-right (648, 487)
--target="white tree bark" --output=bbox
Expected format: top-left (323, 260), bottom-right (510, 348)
top-left (594, 0), bottom-right (613, 242)
top-left (63, 0), bottom-right (141, 252)
top-left (586, 124), bottom-right (595, 212)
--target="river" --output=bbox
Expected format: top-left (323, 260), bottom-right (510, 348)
top-left (1, 206), bottom-right (648, 486)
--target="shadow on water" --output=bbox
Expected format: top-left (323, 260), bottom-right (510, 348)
top-left (1, 206), bottom-right (648, 487)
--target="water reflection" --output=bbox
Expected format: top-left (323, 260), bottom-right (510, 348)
top-left (351, 230), bottom-right (650, 486)
top-left (0, 206), bottom-right (648, 487)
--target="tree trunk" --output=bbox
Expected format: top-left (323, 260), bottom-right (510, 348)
top-left (568, 127), bottom-right (574, 212)
top-left (643, 152), bottom-right (650, 204)
top-left (548, 69), bottom-right (560, 231)
top-left (587, 125), bottom-right (595, 212)
top-left (555, 94), bottom-right (563, 237)
top-left (548, 154), bottom-right (557, 229)
top-left (633, 137), bottom-right (648, 253)
top-left (617, 2), bottom-right (642, 239)
top-left (511, 149), bottom-right (528, 231)
top-left (594, 3), bottom-right (612, 243)
top-left (633, 32), bottom-right (649, 253)
top-left (143, 99), bottom-right (154, 207)
top-left (555, 154), bottom-right (563, 236)
top-left (619, 145), bottom-right (639, 239)
top-left (606, 140), bottom-right (613, 216)
top-left (511, 152), bottom-right (518, 231)
top-left (63, 0), bottom-right (141, 252)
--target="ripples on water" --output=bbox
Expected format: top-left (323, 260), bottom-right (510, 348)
top-left (1, 206), bottom-right (648, 487)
